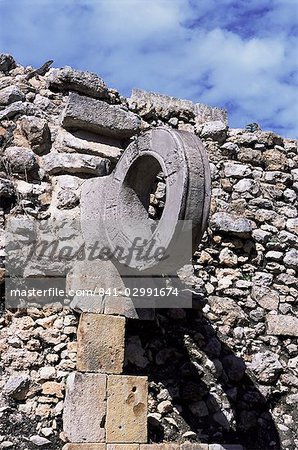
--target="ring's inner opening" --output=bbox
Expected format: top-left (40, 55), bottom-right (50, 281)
top-left (119, 155), bottom-right (167, 241)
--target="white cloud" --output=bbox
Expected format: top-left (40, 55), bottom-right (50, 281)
top-left (0, 0), bottom-right (297, 137)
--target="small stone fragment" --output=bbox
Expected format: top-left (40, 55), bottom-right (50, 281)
top-left (267, 314), bottom-right (298, 337)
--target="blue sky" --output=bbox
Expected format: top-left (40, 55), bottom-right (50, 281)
top-left (0, 0), bottom-right (297, 138)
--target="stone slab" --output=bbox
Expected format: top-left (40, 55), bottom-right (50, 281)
top-left (181, 445), bottom-right (209, 450)
top-left (77, 313), bottom-right (125, 374)
top-left (266, 314), bottom-right (298, 337)
top-left (63, 372), bottom-right (106, 443)
top-left (107, 446), bottom-right (140, 450)
top-left (106, 375), bottom-right (148, 443)
top-left (41, 152), bottom-right (110, 176)
top-left (63, 445), bottom-right (106, 450)
top-left (62, 92), bottom-right (141, 138)
top-left (140, 445), bottom-right (179, 449)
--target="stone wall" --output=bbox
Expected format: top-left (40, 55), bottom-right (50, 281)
top-left (0, 55), bottom-right (297, 450)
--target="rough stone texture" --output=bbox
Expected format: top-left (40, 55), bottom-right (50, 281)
top-left (267, 314), bottom-right (298, 337)
top-left (107, 446), bottom-right (140, 450)
top-left (106, 375), bottom-right (148, 443)
top-left (62, 92), bottom-right (141, 138)
top-left (41, 152), bottom-right (110, 176)
top-left (129, 89), bottom-right (227, 125)
top-left (77, 313), bottom-right (125, 374)
top-left (0, 85), bottom-right (25, 106)
top-left (210, 212), bottom-right (255, 237)
top-left (47, 66), bottom-right (109, 99)
top-left (63, 446), bottom-right (106, 450)
top-left (63, 372), bottom-right (106, 443)
top-left (0, 53), bottom-right (16, 72)
top-left (20, 116), bottom-right (51, 155)
top-left (3, 146), bottom-right (37, 173)
top-left (200, 121), bottom-right (228, 144)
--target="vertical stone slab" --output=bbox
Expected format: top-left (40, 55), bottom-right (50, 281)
top-left (77, 313), bottom-right (125, 374)
top-left (106, 375), bottom-right (148, 443)
top-left (63, 372), bottom-right (106, 443)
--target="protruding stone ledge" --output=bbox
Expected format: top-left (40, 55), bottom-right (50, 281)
top-left (62, 92), bottom-right (141, 138)
top-left (77, 313), bottom-right (125, 374)
top-left (41, 152), bottom-right (110, 176)
top-left (106, 375), bottom-right (148, 444)
top-left (63, 372), bottom-right (107, 443)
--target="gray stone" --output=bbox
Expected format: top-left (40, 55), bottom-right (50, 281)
top-left (251, 285), bottom-right (279, 310)
top-left (0, 101), bottom-right (43, 120)
top-left (267, 314), bottom-right (298, 337)
top-left (200, 120), bottom-right (227, 144)
top-left (47, 66), bottom-right (109, 99)
top-left (0, 178), bottom-right (15, 198)
top-left (0, 54), bottom-right (16, 72)
top-left (129, 88), bottom-right (227, 124)
top-left (234, 179), bottom-right (255, 193)
top-left (286, 218), bottom-right (298, 235)
top-left (62, 92), bottom-right (141, 138)
top-left (41, 152), bottom-right (110, 176)
top-left (3, 374), bottom-right (30, 400)
top-left (20, 116), bottom-right (51, 155)
top-left (210, 212), bottom-right (255, 237)
top-left (4, 146), bottom-right (37, 173)
top-left (223, 162), bottom-right (251, 178)
top-left (29, 435), bottom-right (51, 446)
top-left (54, 129), bottom-right (122, 160)
top-left (284, 248), bottom-right (298, 269)
top-left (0, 86), bottom-right (25, 106)
top-left (63, 372), bottom-right (106, 442)
top-left (249, 350), bottom-right (282, 383)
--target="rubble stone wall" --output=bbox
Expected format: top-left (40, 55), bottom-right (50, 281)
top-left (0, 55), bottom-right (297, 450)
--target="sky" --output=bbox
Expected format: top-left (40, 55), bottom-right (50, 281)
top-left (0, 0), bottom-right (297, 138)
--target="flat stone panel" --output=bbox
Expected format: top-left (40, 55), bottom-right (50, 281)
top-left (267, 314), bottom-right (298, 336)
top-left (62, 92), bottom-right (141, 138)
top-left (106, 375), bottom-right (148, 443)
top-left (62, 445), bottom-right (106, 450)
top-left (77, 313), bottom-right (125, 374)
top-left (181, 445), bottom-right (209, 450)
top-left (107, 445), bottom-right (140, 450)
top-left (140, 445), bottom-right (180, 449)
top-left (63, 372), bottom-right (106, 443)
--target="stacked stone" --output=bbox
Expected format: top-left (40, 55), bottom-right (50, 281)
top-left (0, 54), bottom-right (297, 449)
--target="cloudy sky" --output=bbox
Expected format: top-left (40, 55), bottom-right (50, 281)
top-left (0, 0), bottom-right (297, 138)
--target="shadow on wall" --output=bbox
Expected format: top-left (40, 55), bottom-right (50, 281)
top-left (125, 305), bottom-right (281, 450)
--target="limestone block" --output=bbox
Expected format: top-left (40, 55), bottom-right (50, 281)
top-left (41, 152), bottom-right (110, 176)
top-left (63, 445), bottom-right (105, 450)
top-left (140, 445), bottom-right (179, 449)
top-left (181, 445), bottom-right (209, 450)
top-left (77, 313), bottom-right (125, 374)
top-left (63, 372), bottom-right (106, 443)
top-left (47, 66), bottom-right (109, 99)
top-left (62, 92), bottom-right (141, 138)
top-left (267, 314), bottom-right (298, 337)
top-left (107, 446), bottom-right (140, 450)
top-left (106, 375), bottom-right (148, 443)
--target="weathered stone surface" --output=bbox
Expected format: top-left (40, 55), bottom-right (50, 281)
top-left (47, 66), bottom-right (109, 99)
top-left (62, 92), bottom-right (141, 138)
top-left (4, 146), bottom-right (37, 173)
top-left (210, 212), bottom-right (255, 237)
top-left (200, 121), bottom-right (228, 144)
top-left (0, 54), bottom-right (16, 72)
top-left (3, 374), bottom-right (30, 400)
top-left (223, 162), bottom-right (251, 178)
top-left (63, 372), bottom-right (106, 443)
top-left (63, 445), bottom-right (105, 450)
top-left (267, 314), bottom-right (298, 337)
top-left (54, 129), bottom-right (122, 160)
top-left (251, 286), bottom-right (279, 310)
top-left (249, 350), bottom-right (282, 383)
top-left (140, 445), bottom-right (180, 450)
top-left (20, 116), bottom-right (51, 155)
top-left (0, 177), bottom-right (15, 198)
top-left (286, 218), bottom-right (298, 235)
top-left (262, 148), bottom-right (288, 170)
top-left (0, 86), bottom-right (25, 106)
top-left (106, 375), bottom-right (148, 443)
top-left (208, 296), bottom-right (246, 326)
top-left (29, 435), bottom-right (51, 446)
top-left (284, 248), bottom-right (298, 269)
top-left (0, 101), bottom-right (43, 120)
top-left (41, 152), bottom-right (110, 176)
top-left (129, 88), bottom-right (227, 124)
top-left (107, 446), bottom-right (140, 450)
top-left (77, 313), bottom-right (125, 374)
